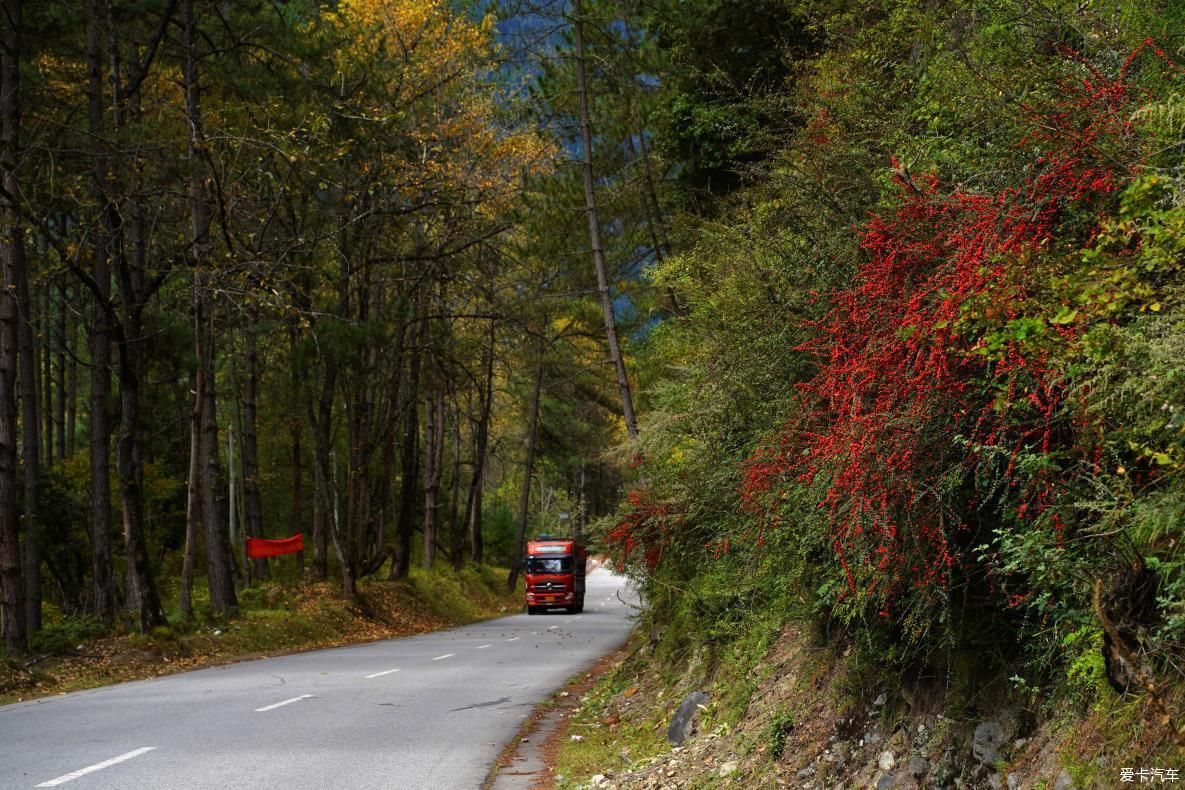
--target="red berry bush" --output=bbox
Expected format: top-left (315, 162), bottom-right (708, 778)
top-left (741, 44), bottom-right (1171, 612)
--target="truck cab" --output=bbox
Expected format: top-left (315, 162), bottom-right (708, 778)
top-left (524, 537), bottom-right (587, 614)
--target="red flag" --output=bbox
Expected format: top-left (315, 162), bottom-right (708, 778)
top-left (246, 534), bottom-right (304, 559)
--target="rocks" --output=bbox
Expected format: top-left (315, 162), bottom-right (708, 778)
top-left (931, 751), bottom-right (956, 785)
top-left (908, 756), bottom-right (929, 778)
top-left (972, 721), bottom-right (1005, 767)
top-left (875, 772), bottom-right (895, 789)
top-left (667, 691), bottom-right (709, 746)
top-left (1053, 769), bottom-right (1075, 790)
top-left (571, 734), bottom-right (585, 742)
top-left (878, 751), bottom-right (896, 772)
top-left (874, 693), bottom-right (888, 706)
top-left (719, 760), bottom-right (739, 777)
top-left (590, 774), bottom-right (609, 787)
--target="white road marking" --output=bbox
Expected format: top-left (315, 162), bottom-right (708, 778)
top-left (255, 694), bottom-right (313, 712)
top-left (475, 644), bottom-right (492, 650)
top-left (365, 668), bottom-right (400, 679)
top-left (506, 636), bottom-right (519, 642)
top-left (575, 615), bottom-right (583, 620)
top-left (432, 653), bottom-right (454, 661)
top-left (548, 625), bottom-right (559, 631)
top-left (36, 747), bottom-right (157, 787)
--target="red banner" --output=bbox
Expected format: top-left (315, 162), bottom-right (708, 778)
top-left (246, 534), bottom-right (304, 559)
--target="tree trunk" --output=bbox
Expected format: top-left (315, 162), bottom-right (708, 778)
top-left (0, 0), bottom-right (27, 653)
top-left (40, 284), bottom-right (49, 469)
top-left (576, 463), bottom-right (586, 543)
top-left (115, 59), bottom-right (168, 630)
top-left (179, 362), bottom-right (201, 618)
top-left (183, 0), bottom-right (236, 615)
top-left (573, 0), bottom-right (638, 440)
top-left (309, 361), bottom-right (335, 581)
top-left (116, 328), bottom-right (166, 631)
top-left (390, 327), bottom-right (421, 581)
top-left (310, 448), bottom-right (328, 581)
top-left (54, 282), bottom-right (67, 461)
top-left (65, 286), bottom-right (78, 458)
top-left (464, 319), bottom-right (495, 564)
top-left (199, 311), bottom-right (236, 613)
top-left (421, 385), bottom-right (444, 570)
top-left (242, 323), bottom-right (266, 580)
top-left (289, 327), bottom-right (304, 577)
top-left (375, 318), bottom-right (406, 561)
top-left (448, 391), bottom-right (463, 571)
top-left (338, 273), bottom-right (374, 591)
top-left (507, 350), bottom-right (544, 591)
top-left (16, 184), bottom-right (39, 632)
top-left (90, 0), bottom-right (177, 629)
top-left (340, 382), bottom-right (362, 596)
top-left (85, 0), bottom-right (114, 623)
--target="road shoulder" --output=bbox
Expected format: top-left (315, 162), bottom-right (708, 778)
top-left (486, 635), bottom-right (635, 790)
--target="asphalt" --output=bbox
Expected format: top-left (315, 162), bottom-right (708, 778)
top-left (0, 567), bottom-right (637, 789)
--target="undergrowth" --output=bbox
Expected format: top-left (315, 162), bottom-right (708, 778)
top-left (0, 562), bottom-right (521, 704)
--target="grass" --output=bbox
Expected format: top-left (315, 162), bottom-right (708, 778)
top-left (1, 561), bottom-right (522, 704)
top-left (554, 635), bottom-right (670, 788)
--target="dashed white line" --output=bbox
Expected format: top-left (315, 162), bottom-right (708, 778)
top-left (365, 668), bottom-right (400, 679)
top-left (548, 625), bottom-right (559, 631)
top-left (506, 636), bottom-right (519, 642)
top-left (36, 747), bottom-right (157, 787)
top-left (475, 644), bottom-right (492, 650)
top-left (255, 694), bottom-right (313, 712)
top-left (432, 653), bottom-right (455, 661)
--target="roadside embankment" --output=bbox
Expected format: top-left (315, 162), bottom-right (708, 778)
top-left (548, 623), bottom-right (1184, 788)
top-left (1, 563), bottom-right (521, 704)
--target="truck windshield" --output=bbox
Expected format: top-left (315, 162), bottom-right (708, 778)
top-left (526, 556), bottom-right (572, 574)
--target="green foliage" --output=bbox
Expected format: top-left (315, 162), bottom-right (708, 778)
top-left (1062, 625), bottom-right (1107, 703)
top-left (28, 616), bottom-right (107, 657)
top-left (764, 709), bottom-right (796, 759)
top-left (612, 0), bottom-right (1185, 733)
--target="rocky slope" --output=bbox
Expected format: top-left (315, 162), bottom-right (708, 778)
top-left (551, 626), bottom-right (1181, 789)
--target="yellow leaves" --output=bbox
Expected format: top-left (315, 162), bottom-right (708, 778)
top-left (323, 0), bottom-right (553, 226)
top-left (334, 0), bottom-right (491, 96)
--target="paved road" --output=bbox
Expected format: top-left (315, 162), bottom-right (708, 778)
top-left (0, 567), bottom-right (635, 789)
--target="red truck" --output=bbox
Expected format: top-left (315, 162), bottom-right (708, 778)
top-left (524, 537), bottom-right (587, 614)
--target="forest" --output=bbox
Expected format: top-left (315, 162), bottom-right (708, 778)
top-left (0, 0), bottom-right (638, 653)
top-left (2, 0), bottom-right (1185, 768)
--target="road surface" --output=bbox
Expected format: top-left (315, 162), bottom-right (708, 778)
top-left (0, 567), bottom-right (636, 789)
